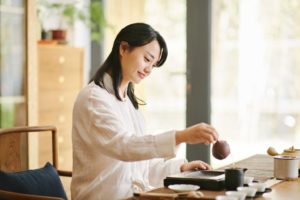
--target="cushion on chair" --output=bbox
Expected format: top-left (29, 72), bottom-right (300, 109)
top-left (0, 162), bottom-right (67, 200)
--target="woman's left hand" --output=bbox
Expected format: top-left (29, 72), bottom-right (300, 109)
top-left (180, 160), bottom-right (212, 172)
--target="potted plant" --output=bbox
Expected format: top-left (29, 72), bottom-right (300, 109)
top-left (89, 0), bottom-right (106, 44)
top-left (37, 0), bottom-right (106, 44)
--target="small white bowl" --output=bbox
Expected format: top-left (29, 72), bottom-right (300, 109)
top-left (216, 195), bottom-right (238, 200)
top-left (243, 176), bottom-right (254, 185)
top-left (225, 191), bottom-right (247, 200)
top-left (237, 186), bottom-right (257, 197)
top-left (248, 182), bottom-right (266, 192)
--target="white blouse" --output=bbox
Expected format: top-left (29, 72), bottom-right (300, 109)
top-left (71, 73), bottom-right (185, 200)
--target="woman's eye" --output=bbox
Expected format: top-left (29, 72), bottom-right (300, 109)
top-left (144, 57), bottom-right (150, 62)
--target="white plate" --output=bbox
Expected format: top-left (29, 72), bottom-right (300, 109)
top-left (168, 184), bottom-right (200, 192)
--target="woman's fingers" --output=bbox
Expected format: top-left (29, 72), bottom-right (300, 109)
top-left (176, 123), bottom-right (219, 145)
top-left (202, 132), bottom-right (217, 144)
top-left (198, 124), bottom-right (219, 143)
top-left (200, 123), bottom-right (219, 141)
top-left (180, 160), bottom-right (212, 172)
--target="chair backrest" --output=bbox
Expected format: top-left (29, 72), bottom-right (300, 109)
top-left (0, 125), bottom-right (59, 170)
top-left (0, 125), bottom-right (71, 200)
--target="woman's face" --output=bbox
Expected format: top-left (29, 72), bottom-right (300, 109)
top-left (119, 39), bottom-right (161, 85)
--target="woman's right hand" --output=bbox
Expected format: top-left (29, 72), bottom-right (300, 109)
top-left (175, 123), bottom-right (218, 145)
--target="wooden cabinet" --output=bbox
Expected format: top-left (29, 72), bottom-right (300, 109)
top-left (37, 45), bottom-right (83, 170)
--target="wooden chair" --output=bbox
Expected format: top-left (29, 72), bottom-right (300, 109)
top-left (0, 126), bottom-right (72, 200)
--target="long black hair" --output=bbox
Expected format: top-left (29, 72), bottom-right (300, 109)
top-left (90, 23), bottom-right (168, 109)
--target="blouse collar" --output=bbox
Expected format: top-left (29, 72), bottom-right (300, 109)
top-left (103, 73), bottom-right (128, 101)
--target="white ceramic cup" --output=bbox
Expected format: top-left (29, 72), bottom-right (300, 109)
top-left (225, 191), bottom-right (247, 200)
top-left (237, 186), bottom-right (257, 197)
top-left (274, 155), bottom-right (299, 180)
top-left (248, 182), bottom-right (266, 192)
top-left (243, 176), bottom-right (254, 185)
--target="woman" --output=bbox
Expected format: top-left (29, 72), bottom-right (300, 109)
top-left (71, 23), bottom-right (218, 200)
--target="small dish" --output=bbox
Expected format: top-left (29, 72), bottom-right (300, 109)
top-left (168, 184), bottom-right (200, 192)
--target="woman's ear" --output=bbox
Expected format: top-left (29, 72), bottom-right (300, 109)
top-left (119, 41), bottom-right (130, 57)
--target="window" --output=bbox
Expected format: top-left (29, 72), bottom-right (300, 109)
top-left (142, 0), bottom-right (187, 158)
top-left (211, 0), bottom-right (300, 167)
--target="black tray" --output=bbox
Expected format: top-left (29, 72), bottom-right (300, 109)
top-left (164, 170), bottom-right (225, 191)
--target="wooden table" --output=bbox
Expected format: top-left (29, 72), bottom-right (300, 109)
top-left (131, 154), bottom-right (300, 200)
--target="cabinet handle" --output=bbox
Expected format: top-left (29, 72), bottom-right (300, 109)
top-left (59, 56), bottom-right (65, 64)
top-left (59, 95), bottom-right (65, 103)
top-left (59, 115), bottom-right (65, 123)
top-left (59, 76), bottom-right (65, 83)
top-left (58, 136), bottom-right (64, 143)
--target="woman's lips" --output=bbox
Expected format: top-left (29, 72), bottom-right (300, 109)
top-left (138, 71), bottom-right (145, 79)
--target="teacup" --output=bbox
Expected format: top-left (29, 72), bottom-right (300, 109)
top-left (243, 176), bottom-right (254, 185)
top-left (237, 186), bottom-right (257, 197)
top-left (248, 182), bottom-right (266, 192)
top-left (225, 191), bottom-right (247, 200)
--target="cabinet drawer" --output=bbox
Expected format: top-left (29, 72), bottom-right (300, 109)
top-left (38, 45), bottom-right (83, 71)
top-left (38, 90), bottom-right (79, 112)
top-left (39, 70), bottom-right (82, 91)
top-left (39, 110), bottom-right (72, 126)
top-left (38, 126), bottom-right (71, 142)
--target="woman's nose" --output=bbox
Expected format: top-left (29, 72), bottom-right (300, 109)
top-left (144, 65), bottom-right (153, 74)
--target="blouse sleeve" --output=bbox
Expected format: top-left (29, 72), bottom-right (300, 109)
top-left (74, 87), bottom-right (177, 162)
top-left (148, 157), bottom-right (187, 187)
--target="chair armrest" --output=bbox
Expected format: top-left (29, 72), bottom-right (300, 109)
top-left (0, 189), bottom-right (64, 200)
top-left (57, 169), bottom-right (72, 177)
